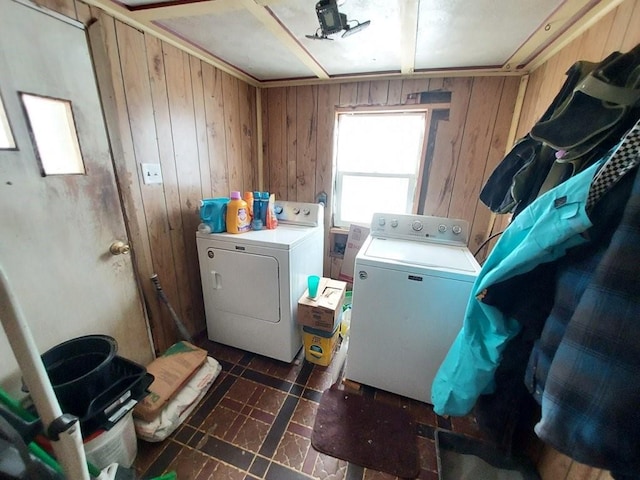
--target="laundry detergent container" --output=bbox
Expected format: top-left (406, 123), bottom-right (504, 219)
top-left (199, 197), bottom-right (230, 233)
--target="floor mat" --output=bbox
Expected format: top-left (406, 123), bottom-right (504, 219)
top-left (311, 387), bottom-right (420, 478)
top-left (435, 429), bottom-right (540, 480)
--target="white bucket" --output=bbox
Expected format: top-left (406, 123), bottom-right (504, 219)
top-left (84, 411), bottom-right (137, 470)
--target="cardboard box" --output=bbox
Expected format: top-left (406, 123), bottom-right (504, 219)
top-left (297, 278), bottom-right (347, 332)
top-left (133, 341), bottom-right (207, 422)
top-left (339, 224), bottom-right (370, 283)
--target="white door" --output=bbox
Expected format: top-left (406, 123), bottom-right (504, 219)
top-left (0, 0), bottom-right (153, 396)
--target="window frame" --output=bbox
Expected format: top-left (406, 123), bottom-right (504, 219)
top-left (19, 91), bottom-right (85, 176)
top-left (332, 104), bottom-right (448, 228)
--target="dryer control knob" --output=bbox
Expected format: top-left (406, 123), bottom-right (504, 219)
top-left (292, 207), bottom-right (300, 215)
top-left (378, 217), bottom-right (386, 226)
top-left (274, 205), bottom-right (283, 214)
top-left (452, 225), bottom-right (462, 235)
top-left (412, 220), bottom-right (423, 232)
top-left (438, 224), bottom-right (447, 233)
top-left (359, 271), bottom-right (368, 280)
top-left (302, 208), bottom-right (310, 215)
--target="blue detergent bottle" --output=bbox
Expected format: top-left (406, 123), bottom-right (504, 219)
top-left (252, 191), bottom-right (263, 230)
top-left (260, 192), bottom-right (269, 226)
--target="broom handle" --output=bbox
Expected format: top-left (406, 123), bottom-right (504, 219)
top-left (150, 274), bottom-right (193, 343)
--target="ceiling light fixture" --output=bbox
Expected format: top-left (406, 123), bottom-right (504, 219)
top-left (305, 0), bottom-right (370, 41)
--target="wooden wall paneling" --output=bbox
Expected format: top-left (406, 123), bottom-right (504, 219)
top-left (400, 78), bottom-right (429, 104)
top-left (470, 77), bottom-right (520, 261)
top-left (339, 82), bottom-right (358, 107)
top-left (537, 445), bottom-right (573, 480)
top-left (316, 84), bottom-right (341, 276)
top-left (387, 79), bottom-right (404, 105)
top-left (249, 85), bottom-right (258, 191)
top-left (239, 81), bottom-right (256, 192)
top-left (286, 86), bottom-right (298, 200)
top-left (74, 0), bottom-right (91, 23)
top-left (260, 88), bottom-right (270, 190)
top-left (143, 34), bottom-right (192, 342)
top-left (604, 0), bottom-right (638, 52)
top-left (119, 23), bottom-right (188, 349)
top-left (422, 77), bottom-right (473, 217)
top-left (356, 81), bottom-right (371, 105)
top-left (620, 0), bottom-right (640, 51)
top-left (88, 14), bottom-right (167, 353)
top-left (515, 62), bottom-right (549, 138)
top-left (34, 0), bottom-right (75, 19)
top-left (368, 80), bottom-right (390, 105)
top-left (190, 57), bottom-right (212, 199)
top-left (565, 461), bottom-right (605, 480)
top-left (221, 72), bottom-right (242, 194)
top-left (295, 85), bottom-right (318, 202)
top-left (143, 34), bottom-right (197, 342)
top-left (429, 77), bottom-right (445, 90)
top-left (201, 63), bottom-right (230, 197)
top-left (448, 77), bottom-right (504, 244)
top-left (265, 88), bottom-right (287, 200)
top-left (162, 43), bottom-right (206, 333)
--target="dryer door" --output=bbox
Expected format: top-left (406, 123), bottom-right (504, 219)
top-left (203, 248), bottom-right (281, 323)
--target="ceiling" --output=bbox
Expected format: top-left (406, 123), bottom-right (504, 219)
top-left (85, 0), bottom-right (622, 87)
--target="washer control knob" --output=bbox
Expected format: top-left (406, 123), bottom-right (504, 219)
top-left (378, 217), bottom-right (386, 226)
top-left (302, 208), bottom-right (310, 215)
top-left (438, 224), bottom-right (447, 233)
top-left (411, 220), bottom-right (423, 232)
top-left (390, 219), bottom-right (398, 228)
top-left (292, 207), bottom-right (300, 215)
top-left (274, 205), bottom-right (283, 214)
top-left (452, 225), bottom-right (462, 235)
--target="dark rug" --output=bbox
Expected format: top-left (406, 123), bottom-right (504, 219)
top-left (311, 387), bottom-right (420, 478)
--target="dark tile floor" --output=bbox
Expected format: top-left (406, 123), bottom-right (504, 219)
top-left (133, 336), bottom-right (490, 480)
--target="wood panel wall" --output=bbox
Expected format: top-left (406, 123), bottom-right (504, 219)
top-left (505, 1), bottom-right (640, 478)
top-left (262, 77), bottom-right (521, 276)
top-left (33, 0), bottom-right (258, 354)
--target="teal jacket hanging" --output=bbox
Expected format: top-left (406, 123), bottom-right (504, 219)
top-left (431, 160), bottom-right (603, 416)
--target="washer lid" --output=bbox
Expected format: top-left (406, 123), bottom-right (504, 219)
top-left (362, 237), bottom-right (480, 273)
top-left (196, 225), bottom-right (318, 249)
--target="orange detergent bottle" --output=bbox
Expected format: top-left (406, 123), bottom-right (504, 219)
top-left (226, 191), bottom-right (251, 233)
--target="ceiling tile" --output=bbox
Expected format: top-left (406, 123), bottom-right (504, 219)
top-left (415, 0), bottom-right (565, 69)
top-left (157, 9), bottom-right (318, 81)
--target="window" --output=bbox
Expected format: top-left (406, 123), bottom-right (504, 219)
top-left (333, 110), bottom-right (427, 228)
top-left (0, 93), bottom-right (16, 149)
top-left (20, 93), bottom-right (85, 175)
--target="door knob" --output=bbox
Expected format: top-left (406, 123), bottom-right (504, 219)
top-left (109, 241), bottom-right (130, 255)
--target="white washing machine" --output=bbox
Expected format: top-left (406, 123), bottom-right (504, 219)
top-left (196, 201), bottom-right (323, 362)
top-left (345, 213), bottom-right (481, 403)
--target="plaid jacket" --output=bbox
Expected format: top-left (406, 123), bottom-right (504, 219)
top-left (532, 165), bottom-right (640, 477)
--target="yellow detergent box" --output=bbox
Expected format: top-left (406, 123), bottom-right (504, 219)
top-left (302, 324), bottom-right (340, 367)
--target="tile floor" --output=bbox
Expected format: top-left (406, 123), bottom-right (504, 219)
top-left (133, 336), bottom-right (490, 480)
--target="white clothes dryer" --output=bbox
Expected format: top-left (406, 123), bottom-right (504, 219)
top-left (196, 201), bottom-right (323, 362)
top-left (345, 213), bottom-right (481, 403)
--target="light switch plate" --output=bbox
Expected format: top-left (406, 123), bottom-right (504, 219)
top-left (141, 163), bottom-right (163, 185)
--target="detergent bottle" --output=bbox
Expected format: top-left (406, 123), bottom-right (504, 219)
top-left (226, 191), bottom-right (251, 233)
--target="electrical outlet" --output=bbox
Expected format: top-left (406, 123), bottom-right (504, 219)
top-left (141, 163), bottom-right (163, 185)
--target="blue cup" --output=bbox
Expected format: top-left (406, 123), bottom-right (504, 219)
top-left (308, 275), bottom-right (320, 298)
